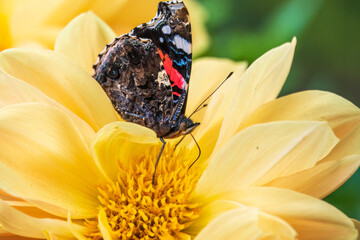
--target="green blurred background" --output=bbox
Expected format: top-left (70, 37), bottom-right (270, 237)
top-left (197, 0), bottom-right (360, 219)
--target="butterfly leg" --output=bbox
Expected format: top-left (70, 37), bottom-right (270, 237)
top-left (152, 137), bottom-right (166, 185)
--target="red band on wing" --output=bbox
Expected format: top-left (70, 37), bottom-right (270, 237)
top-left (157, 49), bottom-right (185, 90)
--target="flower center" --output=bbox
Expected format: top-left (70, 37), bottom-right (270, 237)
top-left (86, 145), bottom-right (200, 239)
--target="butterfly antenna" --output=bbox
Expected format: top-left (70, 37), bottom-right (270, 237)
top-left (187, 133), bottom-right (201, 171)
top-left (187, 71), bottom-right (234, 119)
top-left (192, 103), bottom-right (208, 114)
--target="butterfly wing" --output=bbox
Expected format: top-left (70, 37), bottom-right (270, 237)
top-left (131, 0), bottom-right (192, 122)
top-left (93, 1), bottom-right (193, 137)
top-left (93, 35), bottom-right (175, 137)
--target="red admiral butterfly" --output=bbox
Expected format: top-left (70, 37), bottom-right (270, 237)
top-left (93, 0), bottom-right (199, 183)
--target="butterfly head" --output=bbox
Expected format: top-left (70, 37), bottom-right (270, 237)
top-left (165, 116), bottom-right (199, 138)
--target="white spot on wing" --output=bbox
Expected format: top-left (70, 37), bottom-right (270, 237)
top-left (162, 25), bottom-right (171, 35)
top-left (173, 35), bottom-right (191, 54)
top-left (156, 68), bottom-right (171, 87)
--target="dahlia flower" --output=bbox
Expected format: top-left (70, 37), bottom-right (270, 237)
top-left (0, 12), bottom-right (359, 240)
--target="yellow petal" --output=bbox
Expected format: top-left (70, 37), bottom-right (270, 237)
top-left (265, 155), bottom-right (360, 198)
top-left (54, 12), bottom-right (116, 74)
top-left (0, 227), bottom-right (10, 235)
top-left (98, 208), bottom-right (119, 240)
top-left (244, 90), bottom-right (360, 139)
top-left (0, 189), bottom-right (19, 201)
top-left (186, 58), bottom-right (245, 118)
top-left (0, 200), bottom-right (81, 239)
top-left (187, 200), bottom-right (297, 239)
top-left (322, 125), bottom-right (360, 162)
top-left (190, 61), bottom-right (246, 128)
top-left (0, 48), bottom-right (119, 131)
top-left (352, 219), bottom-right (360, 240)
top-left (217, 187), bottom-right (358, 240)
top-left (0, 236), bottom-right (37, 240)
top-left (186, 200), bottom-right (247, 235)
top-left (4, 200), bottom-right (65, 220)
top-left (214, 38), bottom-right (297, 152)
top-left (196, 63), bottom-right (246, 128)
top-left (186, 121), bottom-right (225, 171)
top-left (10, 0), bottom-right (119, 48)
top-left (97, 0), bottom-right (157, 32)
top-left (0, 71), bottom-right (96, 147)
top-left (0, 71), bottom-right (52, 108)
top-left (195, 121), bottom-right (338, 197)
top-left (243, 90), bottom-right (360, 167)
top-left (0, 103), bottom-right (106, 218)
top-left (194, 208), bottom-right (263, 240)
top-left (88, 1), bottom-right (128, 23)
top-left (0, 2), bottom-right (12, 51)
top-left (185, 60), bottom-right (246, 163)
top-left (91, 122), bottom-right (160, 182)
top-left (67, 212), bottom-right (90, 240)
top-left (259, 212), bottom-right (298, 240)
top-left (39, 0), bottom-right (128, 26)
top-left (0, 72), bottom-right (96, 144)
top-left (9, 0), bottom-right (61, 49)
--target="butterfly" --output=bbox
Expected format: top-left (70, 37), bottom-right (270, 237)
top-left (92, 0), bottom-right (199, 183)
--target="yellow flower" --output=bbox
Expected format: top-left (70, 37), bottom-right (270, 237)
top-left (0, 12), bottom-right (359, 240)
top-left (0, 0), bottom-right (209, 55)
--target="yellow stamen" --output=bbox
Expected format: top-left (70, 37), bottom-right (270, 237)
top-left (86, 145), bottom-right (200, 239)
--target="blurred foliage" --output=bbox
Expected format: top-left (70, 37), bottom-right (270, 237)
top-left (198, 0), bottom-right (360, 219)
